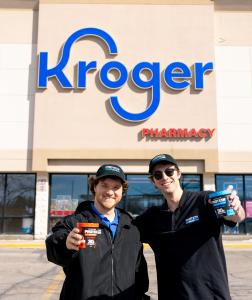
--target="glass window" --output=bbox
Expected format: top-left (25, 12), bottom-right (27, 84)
top-left (3, 218), bottom-right (26, 234)
top-left (215, 174), bottom-right (252, 234)
top-left (5, 174), bottom-right (36, 217)
top-left (216, 175), bottom-right (244, 201)
top-left (48, 173), bottom-right (202, 228)
top-left (245, 176), bottom-right (252, 219)
top-left (49, 175), bottom-right (88, 229)
top-left (244, 219), bottom-right (252, 233)
top-left (181, 174), bottom-right (202, 191)
top-left (0, 174), bottom-right (36, 234)
top-left (0, 175), bottom-right (5, 232)
top-left (245, 176), bottom-right (252, 200)
top-left (126, 175), bottom-right (163, 216)
top-left (125, 174), bottom-right (202, 216)
top-left (0, 175), bottom-right (5, 217)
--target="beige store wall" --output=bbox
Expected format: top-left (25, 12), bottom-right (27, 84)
top-left (40, 1), bottom-right (212, 4)
top-left (33, 1), bottom-right (218, 172)
top-left (215, 0), bottom-right (252, 173)
top-left (0, 1), bottom-right (38, 171)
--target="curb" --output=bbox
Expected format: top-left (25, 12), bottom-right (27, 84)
top-left (0, 242), bottom-right (252, 249)
top-left (143, 243), bottom-right (252, 250)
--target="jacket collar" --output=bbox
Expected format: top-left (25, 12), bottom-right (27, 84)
top-left (161, 190), bottom-right (187, 212)
top-left (75, 200), bottom-right (132, 227)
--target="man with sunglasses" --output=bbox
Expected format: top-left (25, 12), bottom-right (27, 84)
top-left (135, 154), bottom-right (245, 300)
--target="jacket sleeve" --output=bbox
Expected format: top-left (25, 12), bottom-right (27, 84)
top-left (135, 244), bottom-right (149, 300)
top-left (45, 216), bottom-right (76, 267)
top-left (134, 210), bottom-right (152, 243)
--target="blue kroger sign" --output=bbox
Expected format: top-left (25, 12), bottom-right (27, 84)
top-left (38, 27), bottom-right (213, 122)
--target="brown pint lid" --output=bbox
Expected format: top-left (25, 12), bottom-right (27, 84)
top-left (77, 222), bottom-right (99, 228)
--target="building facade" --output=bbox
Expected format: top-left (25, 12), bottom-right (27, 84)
top-left (0, 0), bottom-right (251, 239)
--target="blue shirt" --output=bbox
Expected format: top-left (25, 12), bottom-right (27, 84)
top-left (91, 203), bottom-right (119, 239)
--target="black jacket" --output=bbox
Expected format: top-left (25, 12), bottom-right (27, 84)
top-left (135, 191), bottom-right (235, 300)
top-left (46, 201), bottom-right (149, 300)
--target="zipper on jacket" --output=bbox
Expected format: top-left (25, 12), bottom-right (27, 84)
top-left (171, 212), bottom-right (176, 231)
top-left (108, 232), bottom-right (114, 297)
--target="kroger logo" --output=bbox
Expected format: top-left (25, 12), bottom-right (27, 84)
top-left (38, 27), bottom-right (213, 122)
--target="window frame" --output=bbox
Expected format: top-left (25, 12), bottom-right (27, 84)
top-left (48, 172), bottom-right (203, 232)
top-left (0, 173), bottom-right (36, 234)
top-left (215, 174), bottom-right (252, 234)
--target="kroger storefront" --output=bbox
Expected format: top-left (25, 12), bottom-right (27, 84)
top-left (0, 0), bottom-right (252, 238)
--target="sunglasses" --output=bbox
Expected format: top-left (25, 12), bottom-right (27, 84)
top-left (153, 168), bottom-right (176, 180)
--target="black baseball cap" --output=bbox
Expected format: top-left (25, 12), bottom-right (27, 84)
top-left (96, 164), bottom-right (126, 183)
top-left (149, 154), bottom-right (178, 173)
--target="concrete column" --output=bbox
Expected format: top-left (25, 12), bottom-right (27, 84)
top-left (203, 173), bottom-right (216, 191)
top-left (34, 172), bottom-right (49, 240)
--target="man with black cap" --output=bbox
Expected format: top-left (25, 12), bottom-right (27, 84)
top-left (46, 164), bottom-right (149, 300)
top-left (135, 154), bottom-right (245, 300)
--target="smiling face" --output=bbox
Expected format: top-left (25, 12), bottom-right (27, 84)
top-left (152, 163), bottom-right (181, 195)
top-left (94, 177), bottom-right (123, 214)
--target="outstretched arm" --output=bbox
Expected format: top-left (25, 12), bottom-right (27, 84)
top-left (46, 217), bottom-right (80, 267)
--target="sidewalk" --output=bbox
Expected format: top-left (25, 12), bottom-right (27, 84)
top-left (0, 236), bottom-right (252, 249)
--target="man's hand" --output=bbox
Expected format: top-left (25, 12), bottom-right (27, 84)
top-left (66, 228), bottom-right (83, 251)
top-left (224, 189), bottom-right (246, 223)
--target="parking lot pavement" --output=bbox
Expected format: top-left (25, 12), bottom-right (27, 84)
top-left (225, 250), bottom-right (252, 300)
top-left (0, 248), bottom-right (63, 300)
top-left (0, 241), bottom-right (252, 300)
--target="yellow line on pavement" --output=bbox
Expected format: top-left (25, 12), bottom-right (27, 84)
top-left (1, 242), bottom-right (252, 250)
top-left (144, 243), bottom-right (252, 250)
top-left (41, 269), bottom-right (64, 300)
top-left (0, 243), bottom-right (45, 248)
top-left (223, 243), bottom-right (252, 249)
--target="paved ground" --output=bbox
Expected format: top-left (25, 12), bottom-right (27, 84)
top-left (0, 240), bottom-right (252, 300)
top-left (0, 248), bottom-right (60, 300)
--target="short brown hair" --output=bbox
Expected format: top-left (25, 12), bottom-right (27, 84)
top-left (88, 176), bottom-right (128, 196)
